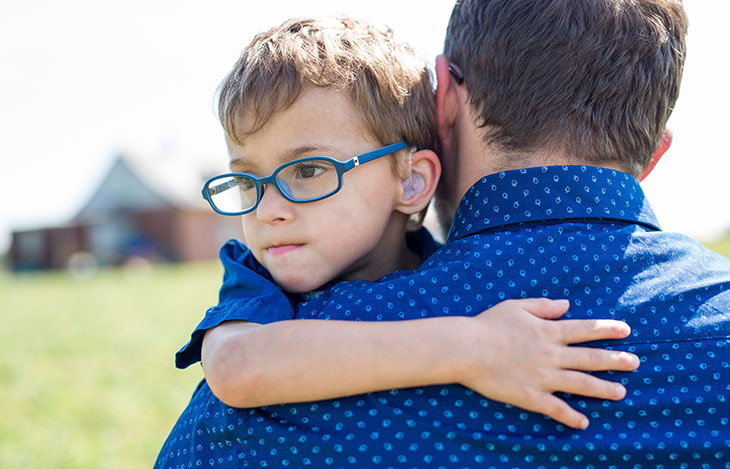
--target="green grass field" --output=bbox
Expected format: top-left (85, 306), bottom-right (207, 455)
top-left (0, 261), bottom-right (222, 469)
top-left (706, 233), bottom-right (730, 259)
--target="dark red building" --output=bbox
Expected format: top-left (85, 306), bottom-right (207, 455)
top-left (9, 153), bottom-right (242, 271)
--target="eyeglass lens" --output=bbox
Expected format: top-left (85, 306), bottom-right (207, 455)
top-left (208, 158), bottom-right (340, 213)
top-left (207, 176), bottom-right (256, 213)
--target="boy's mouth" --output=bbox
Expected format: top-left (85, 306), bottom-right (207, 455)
top-left (266, 244), bottom-right (304, 256)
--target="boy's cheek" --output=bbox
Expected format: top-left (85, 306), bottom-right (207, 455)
top-left (239, 219), bottom-right (248, 245)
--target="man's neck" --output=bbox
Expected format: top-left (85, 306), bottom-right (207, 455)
top-left (447, 134), bottom-right (629, 215)
top-left (437, 93), bottom-right (629, 222)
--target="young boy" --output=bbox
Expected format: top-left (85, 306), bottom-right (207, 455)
top-left (157, 16), bottom-right (638, 468)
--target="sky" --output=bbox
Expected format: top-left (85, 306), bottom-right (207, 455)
top-left (1, 1), bottom-right (728, 255)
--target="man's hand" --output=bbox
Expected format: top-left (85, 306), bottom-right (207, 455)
top-left (457, 298), bottom-right (638, 430)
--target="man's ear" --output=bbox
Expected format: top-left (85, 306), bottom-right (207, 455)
top-left (395, 149), bottom-right (441, 215)
top-left (640, 128), bottom-right (672, 182)
top-left (435, 55), bottom-right (460, 143)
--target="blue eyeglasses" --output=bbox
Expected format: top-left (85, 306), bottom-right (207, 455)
top-left (202, 141), bottom-right (408, 215)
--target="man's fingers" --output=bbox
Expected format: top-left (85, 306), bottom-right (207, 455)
top-left (553, 370), bottom-right (627, 401)
top-left (556, 318), bottom-right (632, 344)
top-left (561, 346), bottom-right (640, 372)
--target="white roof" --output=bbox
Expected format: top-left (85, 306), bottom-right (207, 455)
top-left (73, 150), bottom-right (219, 222)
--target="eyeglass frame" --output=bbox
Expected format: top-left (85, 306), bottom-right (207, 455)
top-left (448, 63), bottom-right (464, 85)
top-left (202, 141), bottom-right (409, 216)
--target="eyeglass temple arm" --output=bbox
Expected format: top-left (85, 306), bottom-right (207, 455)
top-left (350, 141), bottom-right (408, 167)
top-left (204, 178), bottom-right (240, 197)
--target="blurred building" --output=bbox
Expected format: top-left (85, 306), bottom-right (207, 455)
top-left (9, 153), bottom-right (242, 272)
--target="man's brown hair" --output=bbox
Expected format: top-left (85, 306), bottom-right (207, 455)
top-left (218, 16), bottom-right (436, 157)
top-left (444, 0), bottom-right (687, 177)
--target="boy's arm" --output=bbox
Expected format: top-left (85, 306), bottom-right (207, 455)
top-left (202, 298), bottom-right (638, 430)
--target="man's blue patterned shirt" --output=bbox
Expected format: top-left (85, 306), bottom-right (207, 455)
top-left (157, 165), bottom-right (730, 468)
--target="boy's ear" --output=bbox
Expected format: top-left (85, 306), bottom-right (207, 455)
top-left (435, 55), bottom-right (460, 143)
top-left (395, 149), bottom-right (441, 215)
top-left (639, 128), bottom-right (672, 182)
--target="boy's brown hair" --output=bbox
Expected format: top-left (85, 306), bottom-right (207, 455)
top-left (444, 0), bottom-right (687, 177)
top-left (218, 16), bottom-right (437, 164)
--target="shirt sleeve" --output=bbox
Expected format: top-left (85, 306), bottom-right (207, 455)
top-left (175, 239), bottom-right (296, 369)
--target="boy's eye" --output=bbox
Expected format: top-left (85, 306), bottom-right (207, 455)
top-left (294, 162), bottom-right (329, 179)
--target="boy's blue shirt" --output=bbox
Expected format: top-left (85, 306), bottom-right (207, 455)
top-left (158, 165), bottom-right (730, 468)
top-left (174, 227), bottom-right (442, 369)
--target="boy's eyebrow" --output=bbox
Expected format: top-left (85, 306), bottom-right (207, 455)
top-left (279, 144), bottom-right (343, 161)
top-left (229, 144), bottom-right (345, 170)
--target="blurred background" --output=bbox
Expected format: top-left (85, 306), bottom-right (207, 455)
top-left (1, 1), bottom-right (728, 467)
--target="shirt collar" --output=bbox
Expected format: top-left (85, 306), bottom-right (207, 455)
top-left (447, 165), bottom-right (661, 242)
top-left (297, 228), bottom-right (440, 302)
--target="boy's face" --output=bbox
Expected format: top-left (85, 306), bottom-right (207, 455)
top-left (227, 87), bottom-right (410, 293)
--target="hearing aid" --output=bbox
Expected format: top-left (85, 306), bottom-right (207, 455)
top-left (402, 173), bottom-right (425, 200)
top-left (402, 147), bottom-right (425, 200)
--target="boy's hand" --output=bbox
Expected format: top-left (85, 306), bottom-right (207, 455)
top-left (458, 298), bottom-right (638, 430)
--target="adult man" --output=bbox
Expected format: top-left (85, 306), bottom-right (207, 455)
top-left (159, 1), bottom-right (730, 467)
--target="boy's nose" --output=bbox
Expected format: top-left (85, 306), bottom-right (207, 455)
top-left (255, 184), bottom-right (295, 224)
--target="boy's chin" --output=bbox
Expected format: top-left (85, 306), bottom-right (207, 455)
top-left (275, 275), bottom-right (327, 295)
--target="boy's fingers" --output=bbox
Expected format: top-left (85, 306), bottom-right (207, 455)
top-left (535, 394), bottom-right (589, 430)
top-left (553, 370), bottom-right (627, 402)
top-left (561, 346), bottom-right (640, 372)
top-left (500, 387), bottom-right (588, 430)
top-left (505, 297), bottom-right (570, 319)
top-left (555, 319), bottom-right (632, 344)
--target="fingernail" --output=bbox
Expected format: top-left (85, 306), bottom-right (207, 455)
top-left (615, 383), bottom-right (626, 398)
top-left (580, 417), bottom-right (589, 429)
top-left (554, 299), bottom-right (570, 308)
